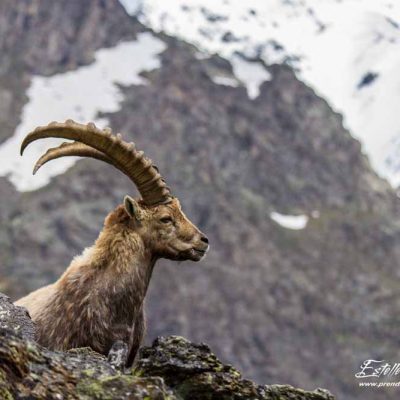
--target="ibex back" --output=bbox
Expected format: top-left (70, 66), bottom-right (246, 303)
top-left (15, 120), bottom-right (209, 365)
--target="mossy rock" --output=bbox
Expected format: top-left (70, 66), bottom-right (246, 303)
top-left (0, 294), bottom-right (334, 399)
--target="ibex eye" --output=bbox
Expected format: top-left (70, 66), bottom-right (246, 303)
top-left (160, 216), bottom-right (173, 224)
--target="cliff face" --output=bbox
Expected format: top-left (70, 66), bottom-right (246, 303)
top-left (0, 2), bottom-right (399, 400)
top-left (0, 0), bottom-right (138, 143)
top-left (0, 293), bottom-right (334, 400)
top-left (0, 0), bottom-right (137, 74)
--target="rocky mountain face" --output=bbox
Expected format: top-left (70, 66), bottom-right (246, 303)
top-left (0, 1), bottom-right (399, 400)
top-left (0, 293), bottom-right (334, 400)
top-left (0, 0), bottom-right (138, 143)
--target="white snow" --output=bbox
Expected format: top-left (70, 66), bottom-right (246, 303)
top-left (119, 0), bottom-right (142, 15)
top-left (230, 56), bottom-right (271, 99)
top-left (270, 212), bottom-right (309, 230)
top-left (211, 75), bottom-right (239, 88)
top-left (121, 0), bottom-right (400, 186)
top-left (0, 32), bottom-right (166, 191)
top-left (211, 55), bottom-right (272, 98)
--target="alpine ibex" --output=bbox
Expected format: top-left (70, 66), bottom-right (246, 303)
top-left (16, 120), bottom-right (209, 365)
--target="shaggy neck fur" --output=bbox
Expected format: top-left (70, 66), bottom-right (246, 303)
top-left (34, 206), bottom-right (156, 353)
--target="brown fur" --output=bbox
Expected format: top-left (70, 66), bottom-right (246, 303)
top-left (16, 197), bottom-right (208, 364)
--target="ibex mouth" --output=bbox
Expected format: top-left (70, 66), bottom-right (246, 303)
top-left (193, 248), bottom-right (206, 255)
top-left (192, 247), bottom-right (208, 260)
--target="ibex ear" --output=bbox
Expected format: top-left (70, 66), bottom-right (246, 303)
top-left (124, 196), bottom-right (142, 221)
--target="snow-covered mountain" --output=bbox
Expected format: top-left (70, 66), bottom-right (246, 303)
top-left (120, 0), bottom-right (400, 187)
top-left (3, 0), bottom-right (399, 190)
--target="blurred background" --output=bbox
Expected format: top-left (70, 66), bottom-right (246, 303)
top-left (0, 1), bottom-right (399, 399)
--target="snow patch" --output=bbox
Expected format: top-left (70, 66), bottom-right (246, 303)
top-left (211, 75), bottom-right (239, 87)
top-left (210, 57), bottom-right (271, 98)
top-left (119, 0), bottom-right (142, 15)
top-left (270, 212), bottom-right (309, 230)
top-left (0, 32), bottom-right (166, 191)
top-left (230, 56), bottom-right (271, 99)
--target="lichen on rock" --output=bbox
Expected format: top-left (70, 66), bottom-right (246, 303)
top-left (135, 336), bottom-right (335, 400)
top-left (0, 292), bottom-right (35, 340)
top-left (0, 293), bottom-right (334, 399)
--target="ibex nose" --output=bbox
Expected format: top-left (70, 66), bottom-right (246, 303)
top-left (200, 235), bottom-right (209, 244)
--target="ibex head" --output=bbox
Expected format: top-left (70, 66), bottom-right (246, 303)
top-left (21, 120), bottom-right (209, 262)
top-left (122, 196), bottom-right (208, 261)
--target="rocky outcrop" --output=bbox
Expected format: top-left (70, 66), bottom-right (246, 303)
top-left (0, 292), bottom-right (35, 340)
top-left (0, 293), bottom-right (334, 399)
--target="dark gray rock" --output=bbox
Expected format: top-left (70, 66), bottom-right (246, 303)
top-left (0, 292), bottom-right (35, 340)
top-left (0, 292), bottom-right (333, 399)
top-left (136, 336), bottom-right (335, 400)
top-left (108, 340), bottom-right (129, 371)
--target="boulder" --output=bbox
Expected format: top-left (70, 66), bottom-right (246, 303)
top-left (0, 293), bottom-right (334, 399)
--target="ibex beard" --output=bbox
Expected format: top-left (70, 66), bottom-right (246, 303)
top-left (15, 120), bottom-right (209, 366)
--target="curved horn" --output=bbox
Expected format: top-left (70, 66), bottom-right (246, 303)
top-left (33, 142), bottom-right (113, 175)
top-left (33, 141), bottom-right (162, 183)
top-left (21, 120), bottom-right (172, 206)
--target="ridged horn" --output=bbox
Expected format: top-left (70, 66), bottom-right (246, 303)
top-left (21, 120), bottom-right (172, 206)
top-left (33, 142), bottom-right (113, 175)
